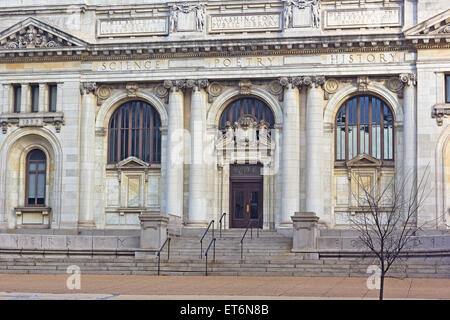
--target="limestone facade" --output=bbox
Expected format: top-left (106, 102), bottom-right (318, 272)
top-left (0, 0), bottom-right (449, 233)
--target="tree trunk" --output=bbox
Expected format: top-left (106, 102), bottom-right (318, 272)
top-left (379, 271), bottom-right (385, 300)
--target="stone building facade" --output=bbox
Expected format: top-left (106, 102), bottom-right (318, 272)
top-left (0, 0), bottom-right (449, 239)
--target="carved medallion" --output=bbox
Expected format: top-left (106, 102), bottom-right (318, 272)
top-left (207, 82), bottom-right (223, 103)
top-left (323, 78), bottom-right (339, 100)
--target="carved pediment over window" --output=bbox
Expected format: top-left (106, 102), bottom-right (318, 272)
top-left (346, 153), bottom-right (382, 168)
top-left (115, 157), bottom-right (150, 170)
top-left (0, 17), bottom-right (88, 50)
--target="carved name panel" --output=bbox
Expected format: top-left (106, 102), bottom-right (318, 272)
top-left (324, 52), bottom-right (405, 65)
top-left (92, 59), bottom-right (169, 71)
top-left (205, 56), bottom-right (283, 68)
top-left (19, 118), bottom-right (44, 127)
top-left (97, 17), bottom-right (169, 37)
top-left (324, 7), bottom-right (401, 29)
top-left (209, 13), bottom-right (282, 33)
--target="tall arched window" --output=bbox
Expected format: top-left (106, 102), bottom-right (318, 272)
top-left (108, 100), bottom-right (161, 163)
top-left (26, 149), bottom-right (46, 206)
top-left (336, 95), bottom-right (394, 161)
top-left (219, 97), bottom-right (275, 129)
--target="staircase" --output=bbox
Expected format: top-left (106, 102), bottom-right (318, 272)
top-left (0, 228), bottom-right (448, 277)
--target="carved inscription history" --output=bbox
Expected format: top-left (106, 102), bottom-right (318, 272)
top-left (324, 52), bottom-right (405, 64)
top-left (324, 8), bottom-right (401, 29)
top-left (209, 13), bottom-right (282, 33)
top-left (97, 18), bottom-right (168, 37)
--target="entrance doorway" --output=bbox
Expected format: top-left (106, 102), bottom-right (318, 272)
top-left (229, 164), bottom-right (263, 228)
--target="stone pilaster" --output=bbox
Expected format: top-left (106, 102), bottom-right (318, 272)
top-left (187, 80), bottom-right (209, 227)
top-left (78, 82), bottom-right (97, 229)
top-left (56, 83), bottom-right (63, 112)
top-left (279, 77), bottom-right (301, 227)
top-left (400, 73), bottom-right (417, 209)
top-left (304, 76), bottom-right (325, 218)
top-left (38, 83), bottom-right (46, 112)
top-left (164, 80), bottom-right (185, 220)
top-left (21, 83), bottom-right (29, 113)
top-left (1, 84), bottom-right (8, 114)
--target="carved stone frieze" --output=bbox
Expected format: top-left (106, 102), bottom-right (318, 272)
top-left (170, 3), bottom-right (206, 33)
top-left (284, 0), bottom-right (321, 29)
top-left (4, 25), bottom-right (63, 49)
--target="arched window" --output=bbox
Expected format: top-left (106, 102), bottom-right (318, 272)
top-left (336, 95), bottom-right (394, 161)
top-left (108, 100), bottom-right (161, 163)
top-left (219, 97), bottom-right (275, 129)
top-left (26, 149), bottom-right (46, 206)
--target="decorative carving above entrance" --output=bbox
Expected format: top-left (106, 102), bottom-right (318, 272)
top-left (230, 164), bottom-right (262, 177)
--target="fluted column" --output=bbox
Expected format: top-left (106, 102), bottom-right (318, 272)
top-left (280, 77), bottom-right (301, 227)
top-left (304, 76), bottom-right (325, 218)
top-left (164, 80), bottom-right (185, 219)
top-left (78, 82), bottom-right (97, 228)
top-left (400, 73), bottom-right (417, 207)
top-left (187, 80), bottom-right (208, 227)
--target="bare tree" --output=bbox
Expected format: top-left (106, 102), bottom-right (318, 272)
top-left (347, 167), bottom-right (432, 300)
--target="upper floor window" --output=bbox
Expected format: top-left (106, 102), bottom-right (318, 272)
top-left (335, 95), bottom-right (394, 162)
top-left (26, 149), bottom-right (46, 206)
top-left (31, 85), bottom-right (39, 112)
top-left (219, 97), bottom-right (275, 130)
top-left (13, 85), bottom-right (21, 113)
top-left (446, 75), bottom-right (450, 103)
top-left (48, 84), bottom-right (57, 112)
top-left (108, 100), bottom-right (161, 164)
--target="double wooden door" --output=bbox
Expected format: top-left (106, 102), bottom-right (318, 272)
top-left (230, 181), bottom-right (263, 228)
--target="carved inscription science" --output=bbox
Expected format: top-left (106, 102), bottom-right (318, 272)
top-left (324, 8), bottom-right (401, 29)
top-left (93, 60), bottom-right (169, 71)
top-left (209, 13), bottom-right (282, 33)
top-left (97, 17), bottom-right (168, 37)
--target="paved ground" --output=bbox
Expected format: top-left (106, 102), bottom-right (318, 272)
top-left (0, 274), bottom-right (449, 299)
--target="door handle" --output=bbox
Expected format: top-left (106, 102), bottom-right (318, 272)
top-left (246, 204), bottom-right (250, 213)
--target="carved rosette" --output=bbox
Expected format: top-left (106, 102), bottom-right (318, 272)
top-left (80, 82), bottom-right (97, 95)
top-left (207, 82), bottom-right (223, 103)
top-left (386, 77), bottom-right (404, 98)
top-left (323, 78), bottom-right (339, 100)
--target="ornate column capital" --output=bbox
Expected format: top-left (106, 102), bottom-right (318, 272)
top-left (80, 82), bottom-right (96, 95)
top-left (186, 79), bottom-right (209, 91)
top-left (399, 73), bottom-right (417, 87)
top-left (279, 76), bottom-right (303, 89)
top-left (303, 75), bottom-right (325, 88)
top-left (164, 79), bottom-right (187, 92)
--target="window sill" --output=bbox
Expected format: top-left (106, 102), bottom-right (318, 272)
top-left (14, 207), bottom-right (51, 227)
top-left (0, 112), bottom-right (64, 133)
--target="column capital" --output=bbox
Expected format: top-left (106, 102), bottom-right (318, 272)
top-left (80, 82), bottom-right (96, 95)
top-left (164, 79), bottom-right (187, 92)
top-left (186, 79), bottom-right (209, 91)
top-left (279, 76), bottom-right (303, 89)
top-left (302, 75), bottom-right (325, 88)
top-left (399, 73), bottom-right (417, 87)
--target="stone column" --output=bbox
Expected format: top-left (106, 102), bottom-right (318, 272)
top-left (304, 76), bottom-right (325, 218)
top-left (78, 82), bottom-right (97, 229)
top-left (400, 73), bottom-right (417, 209)
top-left (279, 77), bottom-right (301, 227)
top-left (38, 83), bottom-right (46, 113)
top-left (164, 80), bottom-right (185, 220)
top-left (187, 80), bottom-right (208, 227)
top-left (21, 83), bottom-right (29, 113)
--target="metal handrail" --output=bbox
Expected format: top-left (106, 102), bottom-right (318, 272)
top-left (240, 220), bottom-right (260, 259)
top-left (204, 237), bottom-right (216, 276)
top-left (218, 213), bottom-right (226, 238)
top-left (200, 219), bottom-right (215, 259)
top-left (157, 237), bottom-right (171, 276)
